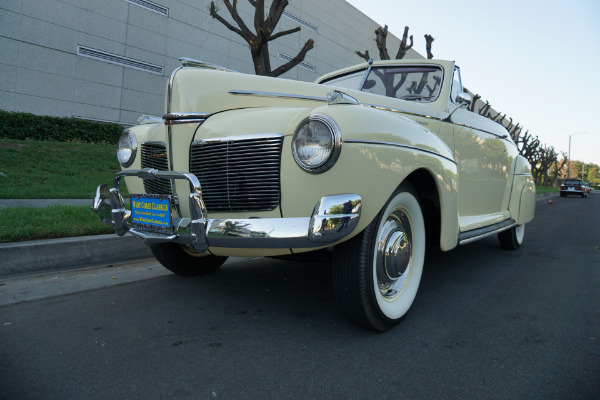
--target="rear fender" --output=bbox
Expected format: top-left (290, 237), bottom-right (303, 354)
top-left (509, 155), bottom-right (535, 224)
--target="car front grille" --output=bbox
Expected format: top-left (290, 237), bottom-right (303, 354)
top-left (140, 142), bottom-right (172, 196)
top-left (190, 134), bottom-right (283, 212)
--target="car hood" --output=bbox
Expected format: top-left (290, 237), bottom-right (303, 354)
top-left (167, 68), bottom-right (443, 121)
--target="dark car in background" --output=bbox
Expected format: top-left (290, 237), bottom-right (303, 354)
top-left (560, 179), bottom-right (586, 198)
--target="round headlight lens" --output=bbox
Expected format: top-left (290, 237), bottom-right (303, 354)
top-left (292, 114), bottom-right (341, 173)
top-left (117, 130), bottom-right (137, 167)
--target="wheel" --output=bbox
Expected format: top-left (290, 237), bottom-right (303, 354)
top-left (498, 224), bottom-right (525, 250)
top-left (332, 184), bottom-right (426, 332)
top-left (150, 243), bottom-right (228, 276)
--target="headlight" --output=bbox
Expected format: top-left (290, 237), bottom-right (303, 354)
top-left (292, 114), bottom-right (341, 173)
top-left (117, 130), bottom-right (137, 167)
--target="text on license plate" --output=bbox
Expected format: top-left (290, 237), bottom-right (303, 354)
top-left (131, 194), bottom-right (172, 233)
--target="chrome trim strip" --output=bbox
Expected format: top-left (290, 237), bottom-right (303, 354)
top-left (163, 112), bottom-right (210, 125)
top-left (166, 66), bottom-right (182, 175)
top-left (344, 139), bottom-right (456, 165)
top-left (166, 67), bottom-right (181, 115)
top-left (179, 57), bottom-right (236, 72)
top-left (137, 114), bottom-right (162, 125)
top-left (192, 133), bottom-right (282, 145)
top-left (451, 121), bottom-right (509, 139)
top-left (358, 102), bottom-right (442, 121)
top-left (458, 219), bottom-right (516, 245)
top-left (229, 90), bottom-right (328, 102)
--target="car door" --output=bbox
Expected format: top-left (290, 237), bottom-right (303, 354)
top-left (448, 68), bottom-right (517, 229)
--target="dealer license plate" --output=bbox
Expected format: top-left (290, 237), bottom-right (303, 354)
top-left (130, 194), bottom-right (172, 234)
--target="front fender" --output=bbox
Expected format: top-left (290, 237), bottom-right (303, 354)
top-left (279, 104), bottom-right (458, 250)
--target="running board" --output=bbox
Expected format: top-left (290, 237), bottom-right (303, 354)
top-left (458, 219), bottom-right (516, 245)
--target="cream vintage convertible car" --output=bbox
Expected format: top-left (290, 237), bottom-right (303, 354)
top-left (93, 57), bottom-right (535, 331)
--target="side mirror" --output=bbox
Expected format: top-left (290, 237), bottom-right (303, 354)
top-left (456, 92), bottom-right (472, 108)
top-left (443, 92), bottom-right (473, 123)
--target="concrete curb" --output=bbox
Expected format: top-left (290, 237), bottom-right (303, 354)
top-left (0, 234), bottom-right (153, 278)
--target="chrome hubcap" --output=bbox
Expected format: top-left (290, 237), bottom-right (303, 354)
top-left (376, 209), bottom-right (412, 299)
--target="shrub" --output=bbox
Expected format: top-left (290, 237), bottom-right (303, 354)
top-left (0, 110), bottom-right (124, 144)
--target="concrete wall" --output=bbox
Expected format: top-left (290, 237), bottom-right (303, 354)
top-left (0, 0), bottom-right (423, 125)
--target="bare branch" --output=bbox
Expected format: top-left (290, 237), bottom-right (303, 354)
top-left (265, 0), bottom-right (289, 34)
top-left (210, 1), bottom-right (248, 40)
top-left (424, 34), bottom-right (434, 59)
top-left (356, 50), bottom-right (371, 62)
top-left (469, 94), bottom-right (481, 112)
top-left (227, 0), bottom-right (255, 38)
top-left (269, 38), bottom-right (314, 77)
top-left (267, 26), bottom-right (301, 42)
top-left (375, 25), bottom-right (390, 60)
top-left (210, 0), bottom-right (312, 76)
top-left (395, 26), bottom-right (413, 59)
top-left (254, 0), bottom-right (264, 34)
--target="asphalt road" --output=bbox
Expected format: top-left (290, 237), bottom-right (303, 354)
top-left (1, 194), bottom-right (599, 400)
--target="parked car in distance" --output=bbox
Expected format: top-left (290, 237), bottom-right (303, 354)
top-left (561, 179), bottom-right (586, 198)
top-left (93, 57), bottom-right (536, 331)
top-left (582, 182), bottom-right (592, 194)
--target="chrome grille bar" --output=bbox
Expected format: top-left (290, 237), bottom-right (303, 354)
top-left (140, 142), bottom-right (172, 196)
top-left (190, 134), bottom-right (283, 212)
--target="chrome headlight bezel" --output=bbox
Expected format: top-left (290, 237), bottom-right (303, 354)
top-left (117, 129), bottom-right (137, 168)
top-left (291, 114), bottom-right (342, 174)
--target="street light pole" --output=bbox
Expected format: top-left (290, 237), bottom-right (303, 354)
top-left (567, 132), bottom-right (586, 179)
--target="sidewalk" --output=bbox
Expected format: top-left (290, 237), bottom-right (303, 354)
top-left (0, 194), bottom-right (559, 278)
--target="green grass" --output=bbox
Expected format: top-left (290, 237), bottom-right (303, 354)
top-left (0, 205), bottom-right (115, 243)
top-left (0, 139), bottom-right (128, 242)
top-left (0, 139), bottom-right (122, 199)
top-left (536, 185), bottom-right (559, 194)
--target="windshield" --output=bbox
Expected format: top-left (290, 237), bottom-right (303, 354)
top-left (321, 65), bottom-right (444, 102)
top-left (564, 180), bottom-right (582, 185)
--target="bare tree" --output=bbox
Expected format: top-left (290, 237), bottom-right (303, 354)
top-left (533, 145), bottom-right (558, 185)
top-left (357, 25), bottom-right (431, 62)
top-left (356, 25), bottom-right (435, 98)
top-left (551, 152), bottom-right (569, 185)
top-left (209, 0), bottom-right (314, 76)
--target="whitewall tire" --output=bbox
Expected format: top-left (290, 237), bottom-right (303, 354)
top-left (332, 183), bottom-right (425, 332)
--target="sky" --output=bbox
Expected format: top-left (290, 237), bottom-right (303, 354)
top-left (345, 0), bottom-right (600, 165)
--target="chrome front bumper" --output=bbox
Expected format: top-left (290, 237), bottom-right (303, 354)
top-left (93, 168), bottom-right (362, 253)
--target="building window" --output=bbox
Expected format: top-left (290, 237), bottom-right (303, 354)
top-left (278, 53), bottom-right (316, 72)
top-left (283, 11), bottom-right (318, 32)
top-left (77, 46), bottom-right (164, 75)
top-left (124, 0), bottom-right (169, 16)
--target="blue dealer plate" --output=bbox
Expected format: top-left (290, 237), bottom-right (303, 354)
top-left (130, 194), bottom-right (172, 234)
